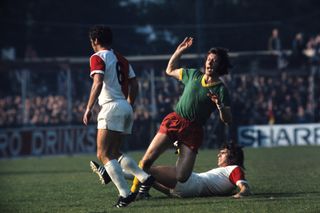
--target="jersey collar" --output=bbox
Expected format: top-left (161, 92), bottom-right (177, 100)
top-left (201, 75), bottom-right (222, 87)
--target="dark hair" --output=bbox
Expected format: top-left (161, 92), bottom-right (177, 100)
top-left (206, 47), bottom-right (232, 76)
top-left (220, 143), bottom-right (244, 169)
top-left (89, 25), bottom-right (113, 46)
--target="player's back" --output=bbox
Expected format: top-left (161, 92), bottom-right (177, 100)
top-left (90, 49), bottom-right (135, 106)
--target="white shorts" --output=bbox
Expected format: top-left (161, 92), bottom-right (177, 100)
top-left (170, 173), bottom-right (203, 198)
top-left (97, 100), bottom-right (133, 134)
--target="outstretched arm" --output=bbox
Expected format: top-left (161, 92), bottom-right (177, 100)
top-left (166, 37), bottom-right (193, 80)
top-left (233, 182), bottom-right (251, 198)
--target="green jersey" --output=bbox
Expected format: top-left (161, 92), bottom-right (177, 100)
top-left (174, 68), bottom-right (230, 125)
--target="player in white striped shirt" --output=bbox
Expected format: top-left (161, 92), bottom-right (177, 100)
top-left (149, 144), bottom-right (251, 198)
top-left (83, 25), bottom-right (154, 208)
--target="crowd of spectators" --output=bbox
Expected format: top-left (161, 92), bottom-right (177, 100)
top-left (1, 29), bottom-right (320, 148)
top-left (229, 72), bottom-right (318, 126)
top-left (0, 95), bottom-right (69, 126)
top-left (1, 65), bottom-right (319, 148)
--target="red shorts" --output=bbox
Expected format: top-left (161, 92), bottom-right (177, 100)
top-left (158, 112), bottom-right (203, 151)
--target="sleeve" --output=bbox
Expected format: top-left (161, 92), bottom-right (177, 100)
top-left (128, 64), bottom-right (136, 79)
top-left (219, 85), bottom-right (231, 106)
top-left (229, 167), bottom-right (247, 186)
top-left (181, 68), bottom-right (197, 84)
top-left (90, 55), bottom-right (105, 78)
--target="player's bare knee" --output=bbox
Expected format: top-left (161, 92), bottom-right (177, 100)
top-left (176, 171), bottom-right (191, 183)
top-left (176, 174), bottom-right (189, 183)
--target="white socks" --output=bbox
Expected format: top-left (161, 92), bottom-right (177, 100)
top-left (104, 159), bottom-right (130, 197)
top-left (103, 155), bottom-right (150, 197)
top-left (118, 154), bottom-right (149, 183)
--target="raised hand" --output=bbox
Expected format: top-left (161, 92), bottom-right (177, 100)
top-left (176, 37), bottom-right (194, 53)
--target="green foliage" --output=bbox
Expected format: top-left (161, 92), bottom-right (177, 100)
top-left (0, 146), bottom-right (320, 212)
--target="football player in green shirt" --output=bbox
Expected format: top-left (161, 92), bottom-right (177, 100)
top-left (132, 37), bottom-right (233, 198)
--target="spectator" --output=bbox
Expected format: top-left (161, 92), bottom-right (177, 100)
top-left (290, 32), bottom-right (307, 68)
top-left (268, 28), bottom-right (288, 69)
top-left (296, 105), bottom-right (313, 123)
top-left (268, 28), bottom-right (281, 51)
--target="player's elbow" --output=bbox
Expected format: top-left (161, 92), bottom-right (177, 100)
top-left (129, 78), bottom-right (139, 92)
top-left (92, 82), bottom-right (103, 95)
top-left (165, 67), bottom-right (173, 76)
top-left (94, 81), bottom-right (103, 88)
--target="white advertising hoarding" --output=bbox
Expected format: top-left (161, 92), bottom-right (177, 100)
top-left (238, 123), bottom-right (320, 147)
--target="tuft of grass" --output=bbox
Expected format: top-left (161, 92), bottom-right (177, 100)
top-left (0, 146), bottom-right (320, 213)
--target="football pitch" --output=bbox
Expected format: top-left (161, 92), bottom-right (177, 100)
top-left (0, 146), bottom-right (320, 213)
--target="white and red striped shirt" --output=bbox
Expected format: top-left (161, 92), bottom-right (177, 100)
top-left (89, 49), bottom-right (135, 106)
top-left (197, 165), bottom-right (247, 196)
top-left (171, 165), bottom-right (247, 197)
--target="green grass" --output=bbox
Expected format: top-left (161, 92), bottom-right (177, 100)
top-left (1, 146), bottom-right (320, 213)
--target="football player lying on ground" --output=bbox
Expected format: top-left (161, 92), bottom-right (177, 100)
top-left (91, 143), bottom-right (251, 199)
top-left (149, 143), bottom-right (251, 198)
